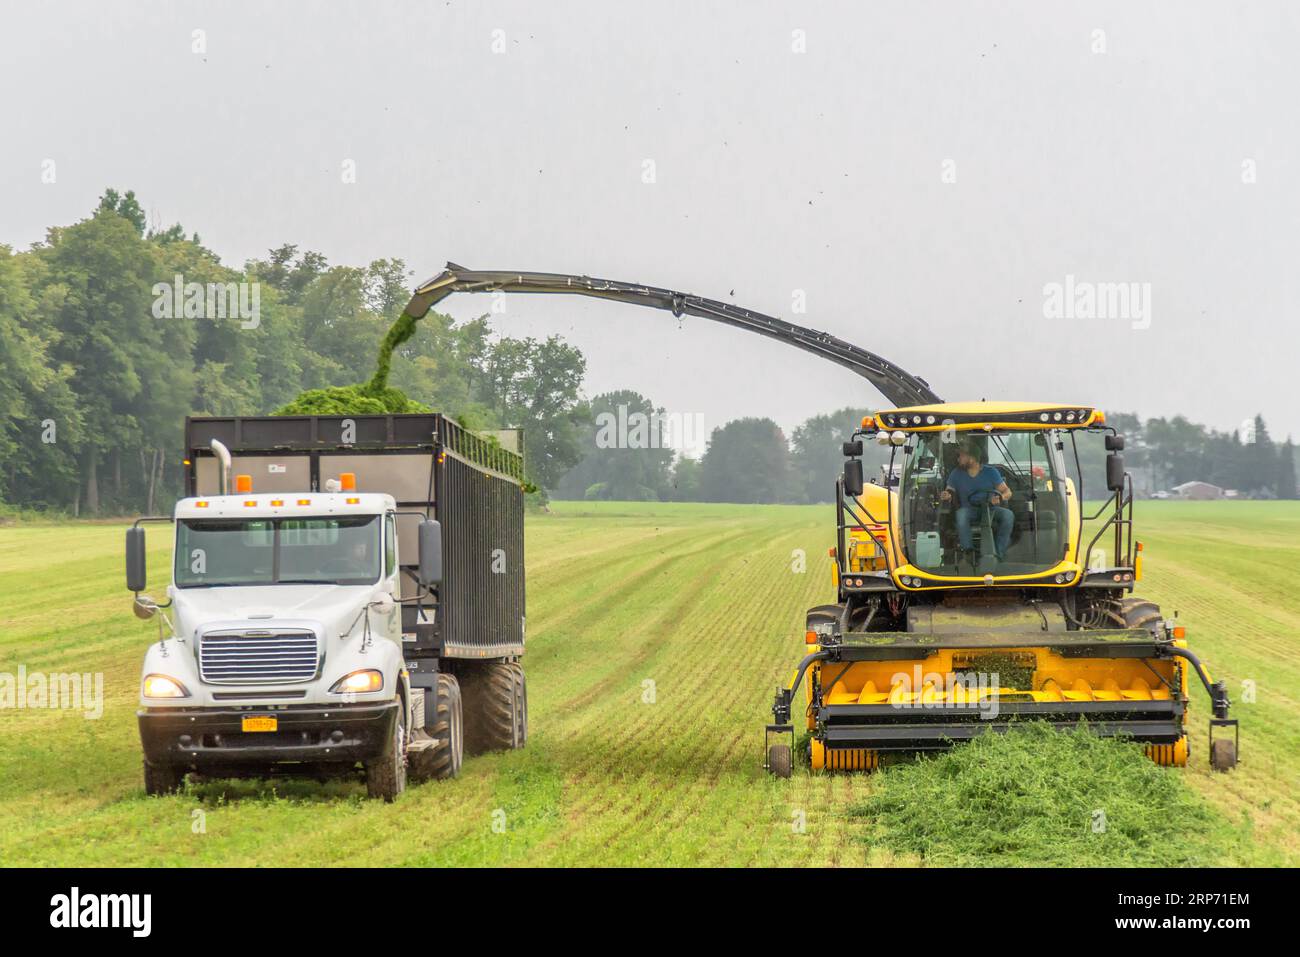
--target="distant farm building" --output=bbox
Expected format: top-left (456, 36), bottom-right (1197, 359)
top-left (1171, 481), bottom-right (1225, 500)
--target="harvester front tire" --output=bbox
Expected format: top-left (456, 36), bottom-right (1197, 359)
top-left (1107, 596), bottom-right (1164, 629)
top-left (1210, 738), bottom-right (1237, 772)
top-left (768, 744), bottom-right (792, 779)
top-left (143, 760), bottom-right (182, 796)
top-left (410, 673), bottom-right (463, 781)
top-left (461, 661), bottom-right (523, 755)
top-left (366, 700), bottom-right (408, 802)
top-left (806, 604), bottom-right (843, 637)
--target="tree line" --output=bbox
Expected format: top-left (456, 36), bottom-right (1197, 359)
top-left (0, 189), bottom-right (588, 515)
top-left (2, 190), bottom-right (1293, 514)
top-left (557, 399), bottom-right (1298, 504)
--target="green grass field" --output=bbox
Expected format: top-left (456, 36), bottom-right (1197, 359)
top-left (1, 501), bottom-right (1296, 866)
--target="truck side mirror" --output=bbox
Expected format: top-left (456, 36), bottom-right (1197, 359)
top-left (843, 459), bottom-right (865, 497)
top-left (1106, 453), bottom-right (1126, 492)
top-left (126, 526), bottom-right (147, 592)
top-left (418, 519), bottom-right (443, 586)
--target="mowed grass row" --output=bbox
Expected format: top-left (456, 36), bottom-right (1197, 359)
top-left (0, 501), bottom-right (1296, 866)
top-left (1127, 502), bottom-right (1300, 862)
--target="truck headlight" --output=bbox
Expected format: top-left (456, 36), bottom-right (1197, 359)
top-left (329, 670), bottom-right (384, 694)
top-left (143, 674), bottom-right (190, 698)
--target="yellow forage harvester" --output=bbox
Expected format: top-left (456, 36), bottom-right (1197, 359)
top-left (765, 404), bottom-right (1239, 778)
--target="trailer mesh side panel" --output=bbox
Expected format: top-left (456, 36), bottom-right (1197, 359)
top-left (440, 451), bottom-right (525, 655)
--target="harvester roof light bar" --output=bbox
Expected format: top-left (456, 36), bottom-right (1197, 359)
top-left (873, 407), bottom-right (1097, 431)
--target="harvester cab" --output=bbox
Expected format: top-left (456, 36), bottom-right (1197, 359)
top-left (765, 401), bottom-right (1239, 777)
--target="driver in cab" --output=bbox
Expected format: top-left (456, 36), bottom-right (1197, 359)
top-left (940, 439), bottom-right (1013, 560)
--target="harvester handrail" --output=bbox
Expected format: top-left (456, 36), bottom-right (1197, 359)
top-left (1078, 474), bottom-right (1134, 570)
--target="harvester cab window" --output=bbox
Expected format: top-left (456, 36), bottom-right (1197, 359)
top-left (899, 431), bottom-right (1068, 576)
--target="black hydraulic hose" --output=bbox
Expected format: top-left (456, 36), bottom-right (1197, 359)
top-left (1162, 644), bottom-right (1231, 718)
top-left (787, 649), bottom-right (835, 700)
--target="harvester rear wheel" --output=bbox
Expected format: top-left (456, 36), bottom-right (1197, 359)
top-left (1210, 738), bottom-right (1238, 772)
top-left (768, 744), bottom-right (792, 779)
top-left (460, 661), bottom-right (522, 755)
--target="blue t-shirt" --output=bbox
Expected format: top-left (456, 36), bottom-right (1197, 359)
top-left (947, 465), bottom-right (1004, 507)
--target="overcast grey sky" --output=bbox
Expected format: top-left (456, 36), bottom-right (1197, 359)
top-left (4, 1), bottom-right (1297, 451)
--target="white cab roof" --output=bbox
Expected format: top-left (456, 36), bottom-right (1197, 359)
top-left (174, 492), bottom-right (394, 521)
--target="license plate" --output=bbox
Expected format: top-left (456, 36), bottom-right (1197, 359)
top-left (241, 715), bottom-right (278, 733)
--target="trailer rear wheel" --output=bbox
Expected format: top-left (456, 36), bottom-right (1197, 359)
top-left (509, 663), bottom-right (528, 748)
top-left (410, 673), bottom-right (463, 781)
top-left (461, 661), bottom-right (523, 754)
top-left (143, 760), bottom-right (182, 796)
top-left (366, 701), bottom-right (407, 801)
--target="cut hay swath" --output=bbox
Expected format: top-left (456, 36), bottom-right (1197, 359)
top-left (849, 722), bottom-right (1237, 866)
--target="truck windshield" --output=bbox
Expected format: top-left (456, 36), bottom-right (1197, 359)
top-left (175, 516), bottom-right (382, 588)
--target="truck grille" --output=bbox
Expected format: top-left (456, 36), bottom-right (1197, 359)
top-left (199, 630), bottom-right (320, 684)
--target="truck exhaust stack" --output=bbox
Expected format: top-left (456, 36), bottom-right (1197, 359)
top-left (209, 438), bottom-right (232, 495)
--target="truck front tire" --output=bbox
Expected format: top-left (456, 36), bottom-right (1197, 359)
top-left (143, 760), bottom-right (183, 796)
top-left (365, 703), bottom-right (407, 802)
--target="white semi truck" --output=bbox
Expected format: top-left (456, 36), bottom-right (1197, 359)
top-left (127, 413), bottom-right (526, 800)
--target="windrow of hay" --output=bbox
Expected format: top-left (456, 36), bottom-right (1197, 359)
top-left (849, 722), bottom-right (1238, 866)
